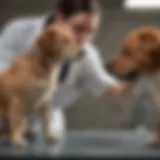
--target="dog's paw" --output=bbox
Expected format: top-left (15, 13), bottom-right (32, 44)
top-left (12, 137), bottom-right (28, 147)
top-left (147, 140), bottom-right (160, 149)
top-left (46, 132), bottom-right (59, 143)
top-left (147, 135), bottom-right (160, 149)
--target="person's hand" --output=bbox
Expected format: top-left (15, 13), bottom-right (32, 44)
top-left (107, 81), bottom-right (137, 100)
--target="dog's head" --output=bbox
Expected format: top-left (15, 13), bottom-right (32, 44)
top-left (107, 26), bottom-right (160, 81)
top-left (37, 24), bottom-right (79, 61)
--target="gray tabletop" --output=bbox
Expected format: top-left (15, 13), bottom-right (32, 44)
top-left (0, 130), bottom-right (160, 157)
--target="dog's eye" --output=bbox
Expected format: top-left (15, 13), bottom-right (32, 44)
top-left (122, 48), bottom-right (131, 56)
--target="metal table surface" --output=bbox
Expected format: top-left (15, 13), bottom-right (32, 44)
top-left (0, 130), bottom-right (160, 158)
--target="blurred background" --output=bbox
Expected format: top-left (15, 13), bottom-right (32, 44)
top-left (0, 0), bottom-right (158, 131)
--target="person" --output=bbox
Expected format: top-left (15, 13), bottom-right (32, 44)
top-left (0, 0), bottom-right (134, 140)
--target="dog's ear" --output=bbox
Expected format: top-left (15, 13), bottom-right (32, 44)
top-left (44, 25), bottom-right (58, 42)
top-left (138, 28), bottom-right (160, 68)
top-left (151, 45), bottom-right (160, 62)
top-left (138, 27), bottom-right (160, 42)
top-left (149, 44), bottom-right (160, 72)
top-left (139, 31), bottom-right (157, 42)
top-left (139, 32), bottom-right (150, 42)
top-left (37, 26), bottom-right (58, 53)
top-left (137, 27), bottom-right (160, 72)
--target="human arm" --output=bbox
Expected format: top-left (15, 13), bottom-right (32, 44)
top-left (81, 44), bottom-right (136, 98)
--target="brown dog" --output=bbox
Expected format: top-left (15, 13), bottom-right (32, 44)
top-left (107, 26), bottom-right (160, 148)
top-left (0, 24), bottom-right (78, 147)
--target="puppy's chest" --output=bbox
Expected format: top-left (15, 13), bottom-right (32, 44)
top-left (28, 67), bottom-right (60, 110)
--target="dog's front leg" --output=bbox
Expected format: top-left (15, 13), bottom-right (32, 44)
top-left (9, 97), bottom-right (27, 147)
top-left (148, 84), bottom-right (160, 148)
top-left (40, 101), bottom-right (59, 143)
top-left (148, 123), bottom-right (160, 148)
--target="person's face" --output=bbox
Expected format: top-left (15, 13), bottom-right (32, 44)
top-left (55, 12), bottom-right (100, 47)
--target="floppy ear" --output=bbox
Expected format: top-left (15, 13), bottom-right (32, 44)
top-left (36, 26), bottom-right (57, 54)
top-left (151, 45), bottom-right (160, 57)
top-left (150, 45), bottom-right (160, 68)
top-left (139, 31), bottom-right (157, 42)
top-left (139, 32), bottom-right (150, 42)
top-left (138, 27), bottom-right (160, 43)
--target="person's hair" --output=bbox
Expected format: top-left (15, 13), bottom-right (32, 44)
top-left (57, 0), bottom-right (101, 18)
top-left (45, 0), bottom-right (100, 27)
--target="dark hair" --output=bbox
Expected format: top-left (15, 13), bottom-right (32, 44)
top-left (45, 0), bottom-right (100, 26)
top-left (57, 0), bottom-right (100, 18)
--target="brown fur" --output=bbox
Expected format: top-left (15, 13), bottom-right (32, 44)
top-left (0, 24), bottom-right (78, 146)
top-left (108, 26), bottom-right (160, 148)
top-left (108, 26), bottom-right (160, 76)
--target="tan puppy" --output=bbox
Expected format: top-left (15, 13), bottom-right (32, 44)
top-left (0, 24), bottom-right (78, 147)
top-left (107, 26), bottom-right (160, 148)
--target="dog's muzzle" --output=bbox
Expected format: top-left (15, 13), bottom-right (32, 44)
top-left (106, 63), bottom-right (140, 82)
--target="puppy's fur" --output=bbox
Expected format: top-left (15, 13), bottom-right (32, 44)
top-left (0, 24), bottom-right (78, 146)
top-left (107, 26), bottom-right (160, 148)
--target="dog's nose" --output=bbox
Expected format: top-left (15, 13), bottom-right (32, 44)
top-left (125, 70), bottom-right (140, 81)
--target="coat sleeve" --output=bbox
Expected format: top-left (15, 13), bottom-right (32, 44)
top-left (0, 19), bottom-right (33, 70)
top-left (81, 44), bottom-right (120, 97)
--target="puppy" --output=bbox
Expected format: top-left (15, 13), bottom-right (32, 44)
top-left (0, 24), bottom-right (78, 146)
top-left (107, 26), bottom-right (160, 148)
